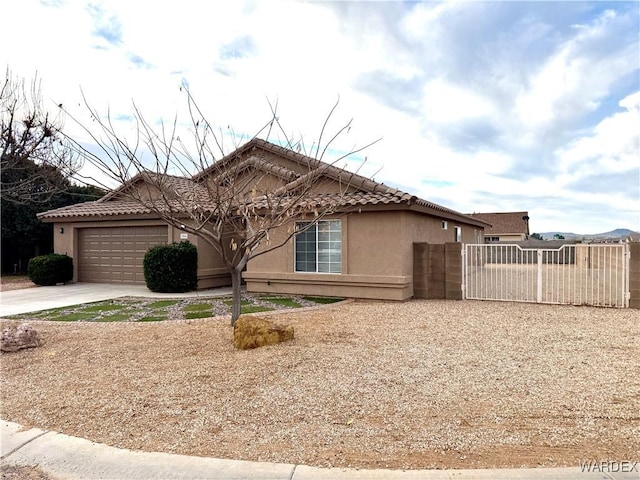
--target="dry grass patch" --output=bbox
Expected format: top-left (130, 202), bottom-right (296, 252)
top-left (1, 300), bottom-right (638, 470)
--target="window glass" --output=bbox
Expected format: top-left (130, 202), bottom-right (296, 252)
top-left (454, 226), bottom-right (462, 242)
top-left (295, 220), bottom-right (342, 273)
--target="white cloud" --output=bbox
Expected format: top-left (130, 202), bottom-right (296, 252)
top-left (515, 8), bottom-right (637, 131)
top-left (555, 91), bottom-right (640, 178)
top-left (2, 0), bottom-right (638, 233)
top-left (421, 78), bottom-right (494, 124)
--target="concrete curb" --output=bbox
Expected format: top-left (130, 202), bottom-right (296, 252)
top-left (3, 420), bottom-right (638, 480)
top-left (2, 420), bottom-right (294, 480)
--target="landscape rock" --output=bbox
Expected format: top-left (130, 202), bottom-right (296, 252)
top-left (233, 315), bottom-right (294, 350)
top-left (1, 323), bottom-right (42, 352)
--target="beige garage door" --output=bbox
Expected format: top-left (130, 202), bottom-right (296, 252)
top-left (78, 226), bottom-right (168, 284)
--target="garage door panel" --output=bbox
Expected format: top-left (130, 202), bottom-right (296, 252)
top-left (122, 272), bottom-right (135, 283)
top-left (78, 226), bottom-right (168, 284)
top-left (122, 256), bottom-right (135, 266)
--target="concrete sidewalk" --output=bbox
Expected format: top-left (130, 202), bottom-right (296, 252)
top-left (2, 421), bottom-right (637, 480)
top-left (0, 283), bottom-right (235, 317)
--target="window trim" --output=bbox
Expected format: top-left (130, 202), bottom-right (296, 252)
top-left (442, 221), bottom-right (448, 230)
top-left (294, 219), bottom-right (342, 274)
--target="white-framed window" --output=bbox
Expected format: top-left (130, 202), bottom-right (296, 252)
top-left (295, 220), bottom-right (342, 273)
top-left (454, 226), bottom-right (462, 242)
top-left (442, 221), bottom-right (448, 230)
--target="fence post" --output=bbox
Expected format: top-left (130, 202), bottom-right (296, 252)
top-left (445, 242), bottom-right (463, 300)
top-left (537, 249), bottom-right (543, 303)
top-left (461, 245), bottom-right (466, 299)
top-left (629, 243), bottom-right (639, 309)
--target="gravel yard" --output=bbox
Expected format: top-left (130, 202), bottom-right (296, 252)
top-left (1, 300), bottom-right (638, 470)
top-left (0, 276), bottom-right (36, 292)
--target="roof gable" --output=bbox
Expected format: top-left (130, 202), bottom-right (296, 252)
top-left (98, 173), bottom-right (205, 203)
top-left (468, 212), bottom-right (530, 235)
top-left (38, 138), bottom-right (487, 228)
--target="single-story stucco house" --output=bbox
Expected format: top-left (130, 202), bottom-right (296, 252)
top-left (38, 139), bottom-right (488, 300)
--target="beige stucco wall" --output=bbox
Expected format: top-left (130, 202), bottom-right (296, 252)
top-left (245, 211), bottom-right (411, 300)
top-left (49, 207), bottom-right (483, 298)
top-left (52, 219), bottom-right (229, 289)
top-left (168, 225), bottom-right (231, 289)
top-left (245, 209), bottom-right (483, 300)
top-left (204, 167), bottom-right (289, 199)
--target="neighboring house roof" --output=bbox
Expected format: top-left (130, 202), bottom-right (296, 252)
top-left (38, 138), bottom-right (486, 227)
top-left (467, 211), bottom-right (530, 236)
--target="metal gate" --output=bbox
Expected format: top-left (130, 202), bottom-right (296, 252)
top-left (463, 243), bottom-right (630, 308)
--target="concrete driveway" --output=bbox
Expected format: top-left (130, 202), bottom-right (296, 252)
top-left (0, 283), bottom-right (234, 317)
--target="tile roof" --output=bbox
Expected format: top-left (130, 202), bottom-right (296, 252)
top-left (207, 154), bottom-right (300, 185)
top-left (40, 173), bottom-right (216, 219)
top-left (192, 138), bottom-right (326, 181)
top-left (38, 201), bottom-right (155, 218)
top-left (38, 138), bottom-right (485, 227)
top-left (467, 212), bottom-right (530, 235)
top-left (98, 173), bottom-right (208, 203)
top-left (250, 191), bottom-right (411, 210)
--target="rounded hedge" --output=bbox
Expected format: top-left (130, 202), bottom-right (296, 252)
top-left (27, 254), bottom-right (74, 286)
top-left (143, 241), bottom-right (198, 293)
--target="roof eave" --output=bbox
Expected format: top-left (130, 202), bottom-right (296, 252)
top-left (409, 204), bottom-right (489, 227)
top-left (38, 212), bottom-right (162, 223)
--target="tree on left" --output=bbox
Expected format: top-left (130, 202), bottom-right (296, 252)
top-left (1, 70), bottom-right (104, 273)
top-left (0, 69), bottom-right (82, 205)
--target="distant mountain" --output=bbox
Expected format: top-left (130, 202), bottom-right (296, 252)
top-left (537, 228), bottom-right (638, 240)
top-left (598, 228), bottom-right (638, 237)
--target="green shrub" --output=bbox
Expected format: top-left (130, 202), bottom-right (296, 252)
top-left (27, 254), bottom-right (73, 286)
top-left (143, 241), bottom-right (197, 293)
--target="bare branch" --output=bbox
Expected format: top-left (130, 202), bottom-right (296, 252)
top-left (64, 85), bottom-right (377, 323)
top-left (1, 69), bottom-right (82, 204)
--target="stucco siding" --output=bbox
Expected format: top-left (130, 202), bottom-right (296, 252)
top-left (400, 211), bottom-right (481, 296)
top-left (204, 168), bottom-right (289, 198)
top-left (346, 212), bottom-right (405, 277)
top-left (245, 211), bottom-right (413, 300)
top-left (170, 225), bottom-right (231, 289)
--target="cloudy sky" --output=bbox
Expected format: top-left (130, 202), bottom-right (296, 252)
top-left (3, 0), bottom-right (639, 234)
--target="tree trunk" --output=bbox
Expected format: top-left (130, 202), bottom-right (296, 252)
top-left (230, 266), bottom-right (243, 326)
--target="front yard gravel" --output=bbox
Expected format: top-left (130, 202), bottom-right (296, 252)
top-left (4, 294), bottom-right (328, 323)
top-left (1, 300), bottom-right (638, 470)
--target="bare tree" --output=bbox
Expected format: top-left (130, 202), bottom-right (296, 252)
top-left (1, 69), bottom-right (81, 205)
top-left (64, 88), bottom-right (378, 324)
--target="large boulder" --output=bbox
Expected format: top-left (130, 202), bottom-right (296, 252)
top-left (233, 316), bottom-right (294, 350)
top-left (1, 323), bottom-right (42, 352)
